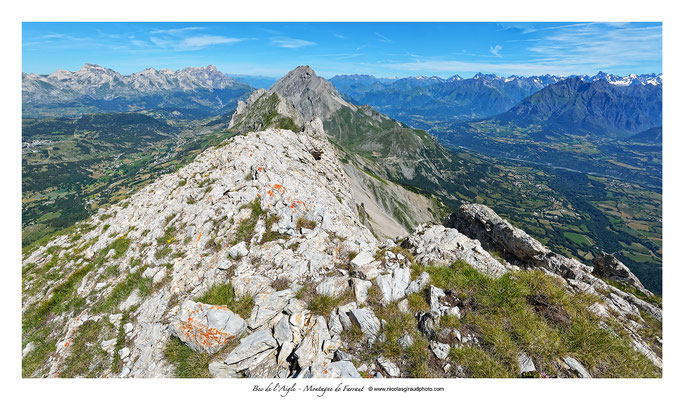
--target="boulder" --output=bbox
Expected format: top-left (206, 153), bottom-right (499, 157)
top-left (430, 341), bottom-right (450, 360)
top-left (248, 289), bottom-right (295, 329)
top-left (397, 299), bottom-right (409, 314)
top-left (406, 271), bottom-right (430, 295)
top-left (170, 300), bottom-right (247, 354)
top-left (375, 267), bottom-right (411, 305)
top-left (274, 315), bottom-right (293, 345)
top-left (294, 316), bottom-right (332, 368)
top-left (229, 242), bottom-right (249, 259)
top-left (518, 353), bottom-right (536, 374)
top-left (22, 342), bottom-right (35, 358)
top-left (398, 334), bottom-right (414, 350)
top-left (224, 330), bottom-right (278, 369)
top-left (325, 361), bottom-right (361, 378)
top-left (316, 275), bottom-right (350, 297)
top-left (208, 360), bottom-right (237, 378)
top-left (376, 356), bottom-right (400, 377)
top-left (333, 350), bottom-right (356, 362)
top-left (351, 278), bottom-right (372, 304)
top-left (351, 251), bottom-right (375, 269)
top-left (429, 285), bottom-right (445, 314)
top-left (348, 308), bottom-right (381, 343)
top-left (593, 252), bottom-right (653, 296)
top-left (562, 356), bottom-right (592, 378)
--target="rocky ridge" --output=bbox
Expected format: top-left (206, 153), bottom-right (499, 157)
top-left (228, 67), bottom-right (446, 239)
top-left (22, 66), bottom-right (662, 379)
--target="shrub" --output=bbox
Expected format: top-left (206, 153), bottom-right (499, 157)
top-left (296, 217), bottom-right (317, 231)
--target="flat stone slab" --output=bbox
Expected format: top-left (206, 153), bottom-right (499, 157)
top-left (170, 300), bottom-right (247, 354)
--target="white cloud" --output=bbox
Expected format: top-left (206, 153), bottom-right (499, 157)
top-left (178, 35), bottom-right (245, 50)
top-left (375, 32), bottom-right (392, 43)
top-left (384, 23), bottom-right (661, 76)
top-left (148, 34), bottom-right (247, 50)
top-left (526, 24), bottom-right (661, 69)
top-left (271, 37), bottom-right (316, 48)
top-left (149, 27), bottom-right (204, 35)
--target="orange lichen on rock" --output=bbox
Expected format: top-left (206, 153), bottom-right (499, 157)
top-left (175, 304), bottom-right (243, 354)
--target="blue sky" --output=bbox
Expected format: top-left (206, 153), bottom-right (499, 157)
top-left (22, 22), bottom-right (662, 78)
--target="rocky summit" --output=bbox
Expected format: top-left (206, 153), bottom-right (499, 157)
top-left (22, 66), bottom-right (662, 379)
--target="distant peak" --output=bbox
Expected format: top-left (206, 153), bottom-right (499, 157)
top-left (286, 65), bottom-right (316, 78)
top-left (473, 72), bottom-right (498, 80)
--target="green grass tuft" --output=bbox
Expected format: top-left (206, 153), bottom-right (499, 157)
top-left (195, 283), bottom-right (254, 319)
top-left (163, 336), bottom-right (211, 378)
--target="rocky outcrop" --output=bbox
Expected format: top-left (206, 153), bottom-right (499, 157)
top-left (447, 203), bottom-right (592, 279)
top-left (402, 224), bottom-right (511, 277)
top-left (229, 89), bottom-right (304, 133)
top-left (593, 252), bottom-right (653, 296)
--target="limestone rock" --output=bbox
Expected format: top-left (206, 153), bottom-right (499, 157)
top-left (593, 252), bottom-right (653, 296)
top-left (316, 275), bottom-right (350, 297)
top-left (229, 242), bottom-right (249, 259)
top-left (348, 308), bottom-right (381, 343)
top-left (402, 225), bottom-right (509, 277)
top-left (430, 341), bottom-right (450, 360)
top-left (351, 278), bottom-right (372, 304)
top-left (429, 285), bottom-right (446, 314)
top-left (170, 300), bottom-right (247, 354)
top-left (447, 204), bottom-right (591, 279)
top-left (209, 360), bottom-right (237, 378)
top-left (398, 334), bottom-right (414, 350)
top-left (22, 342), bottom-right (35, 358)
top-left (397, 299), bottom-right (409, 314)
top-left (376, 356), bottom-right (400, 377)
top-left (518, 353), bottom-right (536, 374)
top-left (248, 289), bottom-right (295, 330)
top-left (406, 271), bottom-right (430, 295)
top-left (224, 330), bottom-right (278, 370)
top-left (294, 316), bottom-right (332, 369)
top-left (375, 267), bottom-right (411, 305)
top-left (562, 356), bottom-right (592, 378)
top-left (325, 360), bottom-right (361, 378)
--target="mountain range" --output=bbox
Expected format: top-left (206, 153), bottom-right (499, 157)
top-left (480, 77), bottom-right (662, 137)
top-left (330, 71), bottom-right (662, 127)
top-left (22, 64), bottom-right (253, 118)
top-left (22, 65), bottom-right (662, 379)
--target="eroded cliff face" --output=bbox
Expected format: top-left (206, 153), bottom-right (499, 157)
top-left (22, 66), bottom-right (662, 379)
